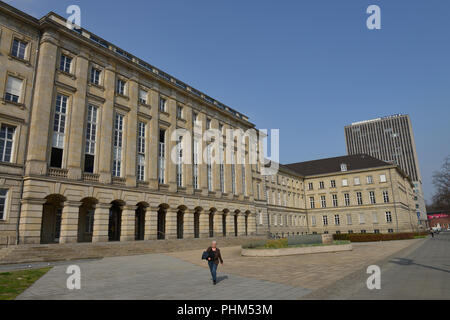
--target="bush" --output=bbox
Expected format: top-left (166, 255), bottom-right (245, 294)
top-left (333, 232), bottom-right (427, 243)
top-left (264, 238), bottom-right (289, 249)
top-left (242, 240), bottom-right (268, 249)
top-left (287, 234), bottom-right (323, 246)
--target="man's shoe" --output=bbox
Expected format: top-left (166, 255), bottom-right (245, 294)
top-left (213, 280), bottom-right (217, 285)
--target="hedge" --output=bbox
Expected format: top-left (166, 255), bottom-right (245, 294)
top-left (333, 232), bottom-right (428, 243)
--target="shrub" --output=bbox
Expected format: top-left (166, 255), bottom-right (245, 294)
top-left (333, 232), bottom-right (422, 243)
top-left (242, 240), bottom-right (268, 249)
top-left (264, 238), bottom-right (288, 249)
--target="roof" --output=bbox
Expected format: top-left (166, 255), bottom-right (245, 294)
top-left (284, 154), bottom-right (392, 176)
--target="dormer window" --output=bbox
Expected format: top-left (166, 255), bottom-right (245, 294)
top-left (341, 163), bottom-right (347, 172)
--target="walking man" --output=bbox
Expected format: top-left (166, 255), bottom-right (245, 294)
top-left (206, 241), bottom-right (224, 285)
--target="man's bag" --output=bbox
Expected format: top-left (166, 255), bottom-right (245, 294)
top-left (202, 251), bottom-right (209, 260)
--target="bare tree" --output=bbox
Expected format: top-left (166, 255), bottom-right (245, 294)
top-left (432, 156), bottom-right (450, 211)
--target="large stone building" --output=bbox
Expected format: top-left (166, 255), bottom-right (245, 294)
top-left (0, 2), bottom-right (420, 247)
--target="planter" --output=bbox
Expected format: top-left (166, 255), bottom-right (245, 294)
top-left (241, 243), bottom-right (353, 257)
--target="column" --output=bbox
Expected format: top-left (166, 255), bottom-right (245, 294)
top-left (144, 206), bottom-right (158, 240)
top-left (184, 105), bottom-right (194, 194)
top-left (213, 212), bottom-right (223, 237)
top-left (120, 205), bottom-right (137, 242)
top-left (67, 52), bottom-right (89, 180)
top-left (199, 210), bottom-right (210, 238)
top-left (226, 213), bottom-right (236, 237)
top-left (148, 89), bottom-right (159, 190)
top-left (199, 113), bottom-right (208, 196)
top-left (18, 199), bottom-right (46, 244)
top-left (98, 67), bottom-right (116, 184)
top-left (165, 208), bottom-right (177, 239)
top-left (25, 31), bottom-right (59, 176)
top-left (183, 209), bottom-right (195, 239)
top-left (237, 213), bottom-right (246, 236)
top-left (167, 98), bottom-right (177, 192)
top-left (125, 78), bottom-right (139, 187)
top-left (59, 201), bottom-right (82, 244)
top-left (92, 203), bottom-right (111, 243)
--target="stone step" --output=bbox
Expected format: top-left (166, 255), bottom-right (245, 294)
top-left (0, 236), bottom-right (265, 265)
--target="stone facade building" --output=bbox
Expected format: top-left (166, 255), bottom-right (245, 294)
top-left (0, 2), bottom-right (420, 247)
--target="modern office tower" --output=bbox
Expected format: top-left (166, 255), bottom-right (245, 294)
top-left (344, 114), bottom-right (427, 227)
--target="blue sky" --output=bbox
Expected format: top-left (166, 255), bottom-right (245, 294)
top-left (6, 0), bottom-right (450, 203)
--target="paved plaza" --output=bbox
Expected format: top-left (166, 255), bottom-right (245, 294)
top-left (14, 234), bottom-right (450, 300)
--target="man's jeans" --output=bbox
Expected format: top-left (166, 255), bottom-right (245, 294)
top-left (208, 261), bottom-right (218, 282)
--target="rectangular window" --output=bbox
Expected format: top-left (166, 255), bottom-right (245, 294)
top-left (342, 179), bottom-right (348, 187)
top-left (0, 125), bottom-right (16, 163)
top-left (207, 144), bottom-right (213, 192)
top-left (335, 215), bottom-right (340, 226)
top-left (308, 182), bottom-right (314, 190)
top-left (0, 189), bottom-right (7, 220)
top-left (231, 155), bottom-right (236, 195)
top-left (372, 212), bottom-right (378, 224)
top-left (359, 213), bottom-right (365, 224)
top-left (137, 122), bottom-right (146, 181)
top-left (388, 229), bottom-right (394, 233)
top-left (242, 164), bottom-right (246, 196)
top-left (112, 113), bottom-right (124, 177)
top-left (331, 180), bottom-right (336, 188)
top-left (177, 105), bottom-right (183, 119)
top-left (354, 177), bottom-right (360, 185)
top-left (361, 230), bottom-right (367, 234)
top-left (219, 147), bottom-right (225, 193)
top-left (344, 193), bottom-right (350, 206)
top-left (383, 191), bottom-right (390, 203)
top-left (139, 89), bottom-right (147, 105)
top-left (348, 230), bottom-right (354, 234)
top-left (370, 191), bottom-right (376, 204)
top-left (374, 229), bottom-right (380, 234)
top-left (51, 94), bottom-right (68, 168)
top-left (5, 76), bottom-right (23, 103)
top-left (90, 68), bottom-right (101, 85)
top-left (332, 194), bottom-right (338, 207)
top-left (256, 184), bottom-right (260, 200)
top-left (85, 209), bottom-right (95, 233)
top-left (367, 176), bottom-right (374, 184)
top-left (386, 211), bottom-right (393, 223)
top-left (159, 97), bottom-right (166, 112)
top-left (206, 118), bottom-right (211, 130)
top-left (321, 196), bottom-right (327, 208)
top-left (311, 215), bottom-right (316, 226)
top-left (84, 105), bottom-right (98, 173)
top-left (11, 39), bottom-right (27, 60)
top-left (357, 192), bottom-right (363, 205)
top-left (380, 174), bottom-right (387, 183)
top-left (59, 54), bottom-right (72, 73)
top-left (319, 181), bottom-right (325, 189)
top-left (158, 129), bottom-right (166, 184)
top-left (310, 197), bottom-right (315, 209)
top-left (347, 214), bottom-right (352, 225)
top-left (323, 216), bottom-right (328, 226)
top-left (193, 138), bottom-right (199, 189)
top-left (116, 79), bottom-right (126, 96)
top-left (176, 136), bottom-right (183, 187)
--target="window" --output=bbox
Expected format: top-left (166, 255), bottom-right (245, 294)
top-left (242, 164), bottom-right (246, 196)
top-left (85, 209), bottom-right (95, 233)
top-left (159, 97), bottom-right (166, 112)
top-left (4, 76), bottom-right (23, 103)
top-left (177, 105), bottom-right (183, 119)
top-left (139, 89), bottom-right (147, 105)
top-left (354, 177), bottom-right (360, 185)
top-left (310, 197), bottom-right (315, 209)
top-left (369, 191), bottom-right (376, 204)
top-left (137, 122), bottom-right (146, 181)
top-left (357, 192), bottom-right (363, 205)
top-left (112, 113), bottom-right (124, 177)
top-left (386, 211), bottom-right (393, 223)
top-left (344, 193), bottom-right (350, 206)
top-left (380, 174), bottom-right (387, 183)
top-left (256, 184), bottom-right (260, 200)
top-left (84, 105), bottom-right (98, 173)
top-left (11, 39), bottom-right (27, 60)
top-left (335, 215), bottom-right (340, 226)
top-left (308, 182), bottom-right (314, 190)
top-left (231, 155), bottom-right (236, 195)
top-left (51, 94), bottom-right (68, 168)
top-left (348, 230), bottom-right (354, 234)
top-left (206, 118), bottom-right (211, 130)
top-left (116, 79), bottom-right (126, 95)
top-left (176, 136), bottom-right (183, 187)
top-left (219, 147), bottom-right (225, 193)
top-left (361, 230), bottom-right (367, 234)
top-left (372, 212), bottom-right (378, 224)
top-left (346, 214), bottom-right (352, 225)
top-left (374, 229), bottom-right (380, 234)
top-left (207, 144), bottom-right (213, 191)
top-left (0, 189), bottom-right (7, 220)
top-left (321, 195), bottom-right (327, 208)
top-left (192, 112), bottom-right (198, 125)
top-left (59, 54), bottom-right (72, 73)
top-left (383, 191), bottom-right (390, 203)
top-left (388, 229), bottom-right (394, 233)
top-left (332, 194), bottom-right (338, 207)
top-left (331, 180), bottom-right (336, 188)
top-left (90, 68), bottom-right (101, 85)
top-left (193, 138), bottom-right (199, 189)
top-left (158, 129), bottom-right (166, 184)
top-left (359, 213), bottom-right (365, 224)
top-left (341, 163), bottom-right (347, 172)
top-left (0, 125), bottom-right (15, 163)
top-left (311, 215), bottom-right (316, 226)
top-left (342, 179), bottom-right (348, 187)
top-left (319, 181), bottom-right (325, 189)
top-left (323, 216), bottom-right (328, 226)
top-left (367, 175), bottom-right (374, 184)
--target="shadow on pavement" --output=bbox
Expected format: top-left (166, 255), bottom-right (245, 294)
top-left (217, 275), bottom-right (229, 284)
top-left (389, 258), bottom-right (450, 274)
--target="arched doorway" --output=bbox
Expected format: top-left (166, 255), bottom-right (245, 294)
top-left (135, 203), bottom-right (148, 241)
top-left (41, 195), bottom-right (66, 244)
top-left (157, 205), bottom-right (167, 240)
top-left (194, 209), bottom-right (200, 239)
top-left (177, 210), bottom-right (184, 239)
top-left (109, 201), bottom-right (123, 242)
top-left (78, 198), bottom-right (97, 243)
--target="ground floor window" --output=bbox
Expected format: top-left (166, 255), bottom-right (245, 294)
top-left (0, 189), bottom-right (7, 220)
